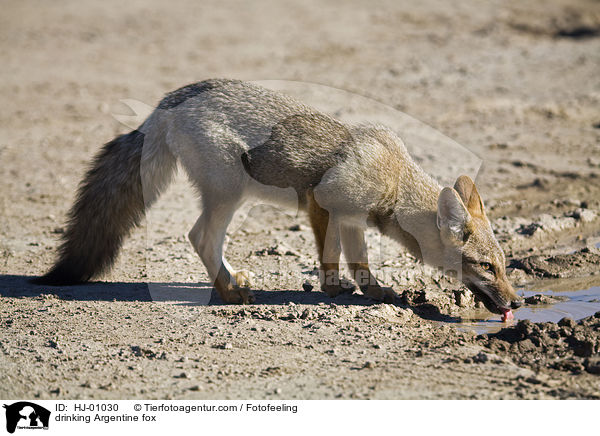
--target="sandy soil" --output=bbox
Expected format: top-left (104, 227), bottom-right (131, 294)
top-left (1, 0), bottom-right (600, 399)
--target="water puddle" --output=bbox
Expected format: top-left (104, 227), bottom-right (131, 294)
top-left (453, 276), bottom-right (600, 335)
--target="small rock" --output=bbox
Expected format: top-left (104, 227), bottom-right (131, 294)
top-left (174, 372), bottom-right (189, 379)
top-left (524, 294), bottom-right (568, 305)
top-left (553, 358), bottom-right (584, 374)
top-left (516, 319), bottom-right (535, 336)
top-left (558, 317), bottom-right (576, 328)
top-left (569, 208), bottom-right (597, 223)
top-left (288, 224), bottom-right (302, 231)
top-left (47, 339), bottom-right (59, 349)
top-left (189, 385), bottom-right (202, 391)
top-left (282, 311), bottom-right (297, 320)
top-left (255, 246), bottom-right (280, 256)
top-left (524, 376), bottom-right (544, 385)
top-left (517, 222), bottom-right (542, 236)
top-left (363, 361), bottom-right (375, 369)
top-left (300, 308), bottom-right (311, 319)
top-left (223, 343), bottom-right (233, 350)
top-left (572, 339), bottom-right (594, 357)
top-left (518, 339), bottom-right (537, 353)
top-left (584, 357), bottom-right (600, 374)
top-left (453, 289), bottom-right (474, 308)
top-left (472, 351), bottom-right (489, 363)
top-left (302, 281), bottom-right (313, 292)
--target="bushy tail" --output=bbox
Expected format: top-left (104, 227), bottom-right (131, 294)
top-left (32, 128), bottom-right (176, 285)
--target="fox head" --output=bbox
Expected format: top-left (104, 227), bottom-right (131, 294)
top-left (436, 175), bottom-right (523, 317)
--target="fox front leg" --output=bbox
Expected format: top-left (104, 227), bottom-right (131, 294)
top-left (341, 224), bottom-right (396, 303)
top-left (307, 190), bottom-right (354, 297)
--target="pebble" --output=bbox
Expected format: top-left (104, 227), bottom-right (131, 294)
top-left (584, 357), bottom-right (600, 374)
top-left (47, 339), bottom-right (59, 349)
top-left (558, 317), bottom-right (576, 328)
top-left (472, 352), bottom-right (489, 363)
top-left (302, 281), bottom-right (313, 292)
top-left (300, 308), bottom-right (311, 319)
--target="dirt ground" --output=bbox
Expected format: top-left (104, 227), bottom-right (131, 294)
top-left (1, 0), bottom-right (600, 399)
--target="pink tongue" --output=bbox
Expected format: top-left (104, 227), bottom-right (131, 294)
top-left (501, 309), bottom-right (514, 322)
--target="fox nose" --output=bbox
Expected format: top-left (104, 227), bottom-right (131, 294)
top-left (511, 300), bottom-right (522, 309)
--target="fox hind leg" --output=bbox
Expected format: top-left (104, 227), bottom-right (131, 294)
top-left (307, 190), bottom-right (354, 297)
top-left (188, 198), bottom-right (255, 304)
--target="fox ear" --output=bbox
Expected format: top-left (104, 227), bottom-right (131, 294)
top-left (453, 175), bottom-right (485, 218)
top-left (437, 187), bottom-right (471, 239)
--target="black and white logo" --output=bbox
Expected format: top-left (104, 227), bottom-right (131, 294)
top-left (3, 402), bottom-right (50, 433)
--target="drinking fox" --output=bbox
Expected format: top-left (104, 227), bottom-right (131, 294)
top-left (34, 79), bottom-right (522, 320)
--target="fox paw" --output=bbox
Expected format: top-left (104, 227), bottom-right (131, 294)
top-left (234, 270), bottom-right (254, 288)
top-left (222, 286), bottom-right (255, 305)
top-left (362, 284), bottom-right (396, 304)
top-left (322, 279), bottom-right (356, 298)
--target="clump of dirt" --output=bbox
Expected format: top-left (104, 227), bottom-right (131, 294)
top-left (509, 5), bottom-right (600, 40)
top-left (480, 312), bottom-right (600, 375)
top-left (524, 293), bottom-right (569, 305)
top-left (398, 288), bottom-right (475, 321)
top-left (493, 207), bottom-right (600, 256)
top-left (510, 248), bottom-right (600, 279)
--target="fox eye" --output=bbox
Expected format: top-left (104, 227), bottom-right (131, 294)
top-left (480, 262), bottom-right (494, 272)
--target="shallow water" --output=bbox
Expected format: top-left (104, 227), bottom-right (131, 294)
top-left (454, 277), bottom-right (600, 335)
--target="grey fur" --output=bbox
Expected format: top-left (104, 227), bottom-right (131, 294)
top-left (241, 112), bottom-right (353, 198)
top-left (157, 79), bottom-right (237, 110)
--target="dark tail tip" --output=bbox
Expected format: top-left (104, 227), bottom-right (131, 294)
top-left (29, 263), bottom-right (86, 286)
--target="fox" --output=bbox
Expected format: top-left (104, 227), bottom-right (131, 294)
top-left (33, 79), bottom-right (523, 320)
